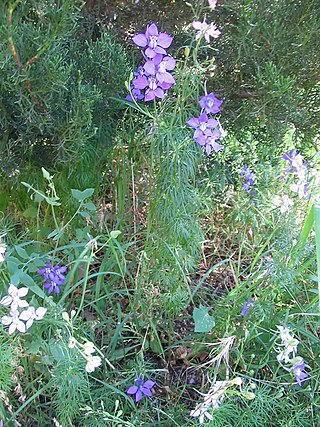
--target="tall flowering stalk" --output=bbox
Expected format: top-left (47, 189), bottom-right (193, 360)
top-left (127, 23), bottom-right (176, 102)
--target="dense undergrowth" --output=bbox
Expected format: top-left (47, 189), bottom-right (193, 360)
top-left (0, 0), bottom-right (319, 426)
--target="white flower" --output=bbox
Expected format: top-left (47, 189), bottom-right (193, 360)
top-left (19, 306), bottom-right (47, 330)
top-left (273, 194), bottom-right (294, 213)
top-left (0, 243), bottom-right (6, 263)
top-left (85, 355), bottom-right (102, 373)
top-left (68, 337), bottom-right (77, 349)
top-left (82, 341), bottom-right (96, 356)
top-left (192, 20), bottom-right (221, 43)
top-left (276, 325), bottom-right (299, 363)
top-left (0, 284), bottom-right (29, 312)
top-left (1, 310), bottom-right (27, 335)
top-left (190, 405), bottom-right (213, 424)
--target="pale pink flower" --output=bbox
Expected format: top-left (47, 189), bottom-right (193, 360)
top-left (208, 0), bottom-right (218, 9)
top-left (0, 284), bottom-right (29, 312)
top-left (192, 20), bottom-right (221, 43)
top-left (1, 310), bottom-right (27, 335)
top-left (19, 306), bottom-right (47, 330)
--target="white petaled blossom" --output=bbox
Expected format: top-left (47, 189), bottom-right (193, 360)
top-left (85, 355), bottom-right (102, 373)
top-left (190, 406), bottom-right (213, 424)
top-left (0, 284), bottom-right (29, 312)
top-left (190, 377), bottom-right (242, 424)
top-left (208, 0), bottom-right (218, 9)
top-left (276, 325), bottom-right (299, 363)
top-left (1, 310), bottom-right (27, 335)
top-left (82, 341), bottom-right (96, 356)
top-left (192, 20), bottom-right (221, 43)
top-left (19, 306), bottom-right (47, 330)
top-left (68, 337), bottom-right (77, 349)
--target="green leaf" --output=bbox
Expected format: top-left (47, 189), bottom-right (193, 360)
top-left (6, 256), bottom-right (21, 275)
top-left (14, 245), bottom-right (29, 260)
top-left (71, 188), bottom-right (94, 202)
top-left (83, 202), bottom-right (96, 211)
top-left (22, 206), bottom-right (38, 218)
top-left (193, 305), bottom-right (215, 333)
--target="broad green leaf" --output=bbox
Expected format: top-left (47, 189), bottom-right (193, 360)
top-left (83, 202), bottom-right (96, 211)
top-left (14, 245), bottom-right (29, 260)
top-left (193, 305), bottom-right (215, 333)
top-left (71, 188), bottom-right (94, 202)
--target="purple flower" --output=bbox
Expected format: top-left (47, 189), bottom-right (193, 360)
top-left (240, 165), bottom-right (255, 192)
top-left (144, 54), bottom-right (176, 88)
top-left (203, 130), bottom-right (222, 156)
top-left (38, 262), bottom-right (67, 294)
top-left (133, 75), bottom-right (165, 101)
top-left (126, 87), bottom-right (144, 102)
top-left (293, 359), bottom-right (308, 387)
top-left (187, 113), bottom-right (218, 145)
top-left (127, 377), bottom-right (155, 402)
top-left (241, 299), bottom-right (255, 316)
top-left (133, 23), bottom-right (173, 58)
top-left (199, 92), bottom-right (223, 114)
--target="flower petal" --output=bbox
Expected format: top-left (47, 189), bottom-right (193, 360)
top-left (132, 33), bottom-right (148, 48)
top-left (127, 385), bottom-right (138, 395)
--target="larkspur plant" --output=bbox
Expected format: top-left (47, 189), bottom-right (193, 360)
top-left (187, 92), bottom-right (223, 156)
top-left (241, 299), bottom-right (255, 317)
top-left (127, 23), bottom-right (176, 102)
top-left (38, 262), bottom-right (67, 295)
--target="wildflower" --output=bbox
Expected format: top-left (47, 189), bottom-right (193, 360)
top-left (82, 341), bottom-right (96, 356)
top-left (68, 337), bottom-right (77, 349)
top-left (144, 54), bottom-right (176, 87)
top-left (199, 92), bottom-right (223, 114)
top-left (292, 357), bottom-right (308, 387)
top-left (203, 130), bottom-right (222, 156)
top-left (240, 165), bottom-right (255, 192)
top-left (0, 284), bottom-right (29, 312)
top-left (127, 377), bottom-right (155, 402)
top-left (192, 20), bottom-right (221, 43)
top-left (187, 113), bottom-right (218, 144)
top-left (1, 310), bottom-right (27, 335)
top-left (276, 325), bottom-right (299, 364)
top-left (38, 262), bottom-right (67, 286)
top-left (273, 194), bottom-right (294, 214)
top-left (208, 0), bottom-right (218, 8)
top-left (133, 23), bottom-right (173, 58)
top-left (282, 150), bottom-right (305, 173)
top-left (241, 299), bottom-right (255, 316)
top-left (19, 306), bottom-right (47, 330)
top-left (85, 355), bottom-right (102, 373)
top-left (44, 280), bottom-right (63, 295)
top-left (190, 406), bottom-right (213, 424)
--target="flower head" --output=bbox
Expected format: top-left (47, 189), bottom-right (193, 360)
top-left (199, 92), bottom-right (223, 114)
top-left (1, 310), bottom-right (27, 335)
top-left (273, 194), bottom-right (294, 214)
top-left (192, 20), bottom-right (221, 43)
top-left (85, 355), bottom-right (102, 373)
top-left (241, 299), bottom-right (255, 317)
top-left (127, 377), bottom-right (155, 403)
top-left (19, 306), bottom-right (47, 330)
top-left (39, 261), bottom-right (67, 294)
top-left (190, 406), bottom-right (213, 424)
top-left (0, 284), bottom-right (29, 312)
top-left (133, 23), bottom-right (173, 58)
top-left (292, 358), bottom-right (308, 387)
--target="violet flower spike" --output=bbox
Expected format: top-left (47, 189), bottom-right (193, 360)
top-left (133, 23), bottom-right (173, 59)
top-left (127, 377), bottom-right (155, 403)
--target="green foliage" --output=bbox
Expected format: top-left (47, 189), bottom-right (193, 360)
top-left (0, 329), bottom-right (17, 393)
